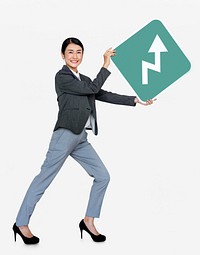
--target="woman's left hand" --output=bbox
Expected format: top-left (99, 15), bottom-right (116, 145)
top-left (134, 98), bottom-right (157, 106)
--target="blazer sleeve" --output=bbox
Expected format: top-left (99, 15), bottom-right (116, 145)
top-left (95, 89), bottom-right (137, 106)
top-left (55, 67), bottom-right (111, 96)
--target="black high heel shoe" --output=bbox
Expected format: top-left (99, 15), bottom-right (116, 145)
top-left (79, 219), bottom-right (106, 242)
top-left (12, 223), bottom-right (40, 245)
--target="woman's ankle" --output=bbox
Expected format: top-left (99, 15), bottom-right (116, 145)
top-left (84, 216), bottom-right (94, 224)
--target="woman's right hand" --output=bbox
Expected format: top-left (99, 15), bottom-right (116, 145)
top-left (103, 48), bottom-right (116, 69)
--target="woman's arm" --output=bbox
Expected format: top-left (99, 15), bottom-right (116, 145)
top-left (95, 89), bottom-right (137, 106)
top-left (95, 89), bottom-right (156, 106)
top-left (55, 67), bottom-right (110, 96)
top-left (55, 48), bottom-right (116, 96)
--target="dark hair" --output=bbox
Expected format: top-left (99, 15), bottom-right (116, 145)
top-left (61, 37), bottom-right (84, 55)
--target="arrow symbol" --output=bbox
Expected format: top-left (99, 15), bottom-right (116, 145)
top-left (142, 35), bottom-right (168, 85)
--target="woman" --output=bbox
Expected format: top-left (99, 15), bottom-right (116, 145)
top-left (13, 37), bottom-right (154, 244)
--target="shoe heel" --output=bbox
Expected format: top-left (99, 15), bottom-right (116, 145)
top-left (14, 231), bottom-right (16, 242)
top-left (80, 228), bottom-right (83, 239)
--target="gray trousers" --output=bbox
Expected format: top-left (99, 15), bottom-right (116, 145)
top-left (16, 128), bottom-right (110, 226)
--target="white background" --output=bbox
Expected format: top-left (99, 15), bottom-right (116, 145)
top-left (0, 0), bottom-right (199, 254)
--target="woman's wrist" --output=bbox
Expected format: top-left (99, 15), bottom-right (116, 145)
top-left (134, 97), bottom-right (139, 104)
top-left (103, 63), bottom-right (109, 69)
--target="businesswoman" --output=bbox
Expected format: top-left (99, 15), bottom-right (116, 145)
top-left (13, 37), bottom-right (154, 244)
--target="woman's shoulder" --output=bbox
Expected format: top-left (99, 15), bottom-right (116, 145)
top-left (55, 65), bottom-right (78, 81)
top-left (56, 65), bottom-right (71, 76)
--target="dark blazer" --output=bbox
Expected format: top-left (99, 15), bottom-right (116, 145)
top-left (54, 65), bottom-right (136, 135)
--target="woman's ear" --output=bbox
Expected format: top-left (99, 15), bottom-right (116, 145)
top-left (61, 53), bottom-right (65, 59)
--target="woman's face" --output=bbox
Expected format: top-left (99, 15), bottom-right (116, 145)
top-left (62, 43), bottom-right (83, 72)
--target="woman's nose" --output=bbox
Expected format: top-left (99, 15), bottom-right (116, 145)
top-left (73, 53), bottom-right (77, 59)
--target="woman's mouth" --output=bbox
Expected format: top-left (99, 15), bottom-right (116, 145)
top-left (71, 60), bottom-right (78, 64)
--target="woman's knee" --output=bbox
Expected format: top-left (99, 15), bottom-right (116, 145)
top-left (105, 172), bottom-right (110, 184)
top-left (98, 170), bottom-right (110, 185)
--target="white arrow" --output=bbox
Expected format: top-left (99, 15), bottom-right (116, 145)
top-left (142, 35), bottom-right (168, 85)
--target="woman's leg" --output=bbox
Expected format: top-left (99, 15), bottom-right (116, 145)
top-left (15, 129), bottom-right (83, 227)
top-left (70, 131), bottom-right (110, 233)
